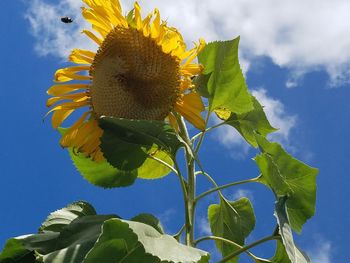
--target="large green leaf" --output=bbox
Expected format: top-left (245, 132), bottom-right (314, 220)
top-left (85, 219), bottom-right (210, 263)
top-left (39, 201), bottom-right (96, 233)
top-left (273, 197), bottom-right (310, 263)
top-left (99, 117), bottom-right (183, 171)
top-left (136, 149), bottom-right (174, 180)
top-left (69, 149), bottom-right (138, 188)
top-left (0, 239), bottom-right (36, 263)
top-left (254, 136), bottom-right (318, 233)
top-left (58, 128), bottom-right (138, 188)
top-left (131, 213), bottom-right (164, 234)
top-left (268, 240), bottom-right (310, 263)
top-left (208, 197), bottom-right (255, 263)
top-left (197, 38), bottom-right (253, 114)
top-left (1, 202), bottom-right (208, 263)
top-left (217, 96), bottom-right (277, 147)
top-left (69, 146), bottom-right (173, 186)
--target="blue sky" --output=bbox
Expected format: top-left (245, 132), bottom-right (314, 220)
top-left (1, 0), bottom-right (350, 262)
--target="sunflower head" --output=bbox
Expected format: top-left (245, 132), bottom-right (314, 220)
top-left (47, 0), bottom-right (206, 161)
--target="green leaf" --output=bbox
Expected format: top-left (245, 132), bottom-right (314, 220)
top-left (136, 149), bottom-right (174, 180)
top-left (272, 197), bottom-right (310, 263)
top-left (269, 240), bottom-right (310, 263)
top-left (197, 38), bottom-right (253, 114)
top-left (2, 201), bottom-right (208, 263)
top-left (125, 219), bottom-right (209, 262)
top-left (254, 136), bottom-right (318, 233)
top-left (0, 239), bottom-right (36, 263)
top-left (69, 149), bottom-right (138, 188)
top-left (39, 201), bottom-right (96, 233)
top-left (208, 197), bottom-right (255, 263)
top-left (131, 214), bottom-right (164, 234)
top-left (99, 117), bottom-right (183, 171)
top-left (22, 215), bottom-right (117, 263)
top-left (58, 127), bottom-right (138, 188)
top-left (218, 96), bottom-right (277, 147)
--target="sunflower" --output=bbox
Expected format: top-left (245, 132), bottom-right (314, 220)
top-left (47, 0), bottom-right (206, 162)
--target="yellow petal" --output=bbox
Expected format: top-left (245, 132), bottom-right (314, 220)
top-left (51, 109), bottom-right (74, 128)
top-left (81, 7), bottom-right (112, 33)
top-left (69, 49), bottom-right (95, 64)
top-left (183, 38), bottom-right (206, 66)
top-left (54, 66), bottom-right (91, 82)
top-left (142, 13), bottom-right (152, 37)
top-left (150, 9), bottom-right (160, 39)
top-left (134, 2), bottom-right (143, 30)
top-left (179, 78), bottom-right (193, 92)
top-left (47, 84), bottom-right (89, 96)
top-left (48, 99), bottom-right (89, 113)
top-left (167, 112), bottom-right (179, 131)
top-left (92, 148), bottom-right (104, 162)
top-left (60, 112), bottom-right (90, 147)
top-left (175, 93), bottom-right (205, 130)
top-left (46, 92), bottom-right (88, 107)
top-left (82, 29), bottom-right (102, 45)
top-left (180, 63), bottom-right (204, 76)
top-left (73, 120), bottom-right (97, 148)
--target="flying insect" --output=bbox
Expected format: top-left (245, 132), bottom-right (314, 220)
top-left (61, 17), bottom-right (73, 23)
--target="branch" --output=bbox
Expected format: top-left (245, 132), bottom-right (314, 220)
top-left (195, 175), bottom-right (261, 203)
top-left (194, 236), bottom-right (260, 261)
top-left (218, 235), bottom-right (281, 263)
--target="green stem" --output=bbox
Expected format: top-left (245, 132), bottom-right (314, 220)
top-left (194, 111), bottom-right (211, 153)
top-left (173, 224), bottom-right (186, 241)
top-left (218, 235), bottom-right (281, 263)
top-left (191, 122), bottom-right (225, 142)
top-left (148, 154), bottom-right (179, 175)
top-left (176, 114), bottom-right (196, 247)
top-left (195, 176), bottom-right (260, 203)
top-left (194, 236), bottom-right (259, 261)
top-left (195, 171), bottom-right (219, 188)
top-left (174, 160), bottom-right (189, 243)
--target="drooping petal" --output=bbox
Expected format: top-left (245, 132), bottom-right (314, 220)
top-left (60, 111), bottom-right (90, 147)
top-left (175, 93), bottom-right (205, 130)
top-left (51, 109), bottom-right (75, 129)
top-left (167, 112), bottom-right (179, 131)
top-left (46, 92), bottom-right (88, 107)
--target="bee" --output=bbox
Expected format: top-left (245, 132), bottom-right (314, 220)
top-left (61, 17), bottom-right (73, 23)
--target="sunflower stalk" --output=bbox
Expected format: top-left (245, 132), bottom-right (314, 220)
top-left (176, 114), bottom-right (196, 247)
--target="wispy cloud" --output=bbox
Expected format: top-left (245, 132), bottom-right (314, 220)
top-left (231, 189), bottom-right (254, 202)
top-left (307, 238), bottom-right (332, 263)
top-left (252, 88), bottom-right (297, 145)
top-left (25, 0), bottom-right (97, 58)
top-left (25, 0), bottom-right (350, 86)
top-left (198, 217), bottom-right (211, 236)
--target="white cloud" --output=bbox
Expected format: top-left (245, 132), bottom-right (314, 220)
top-left (25, 0), bottom-right (350, 86)
top-left (252, 88), bottom-right (297, 145)
top-left (231, 189), bottom-right (254, 202)
top-left (307, 239), bottom-right (332, 263)
top-left (212, 88), bottom-right (297, 156)
top-left (25, 0), bottom-right (97, 58)
top-left (198, 217), bottom-right (211, 235)
top-left (211, 118), bottom-right (251, 160)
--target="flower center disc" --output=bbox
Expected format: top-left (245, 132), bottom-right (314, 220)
top-left (90, 26), bottom-right (180, 120)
